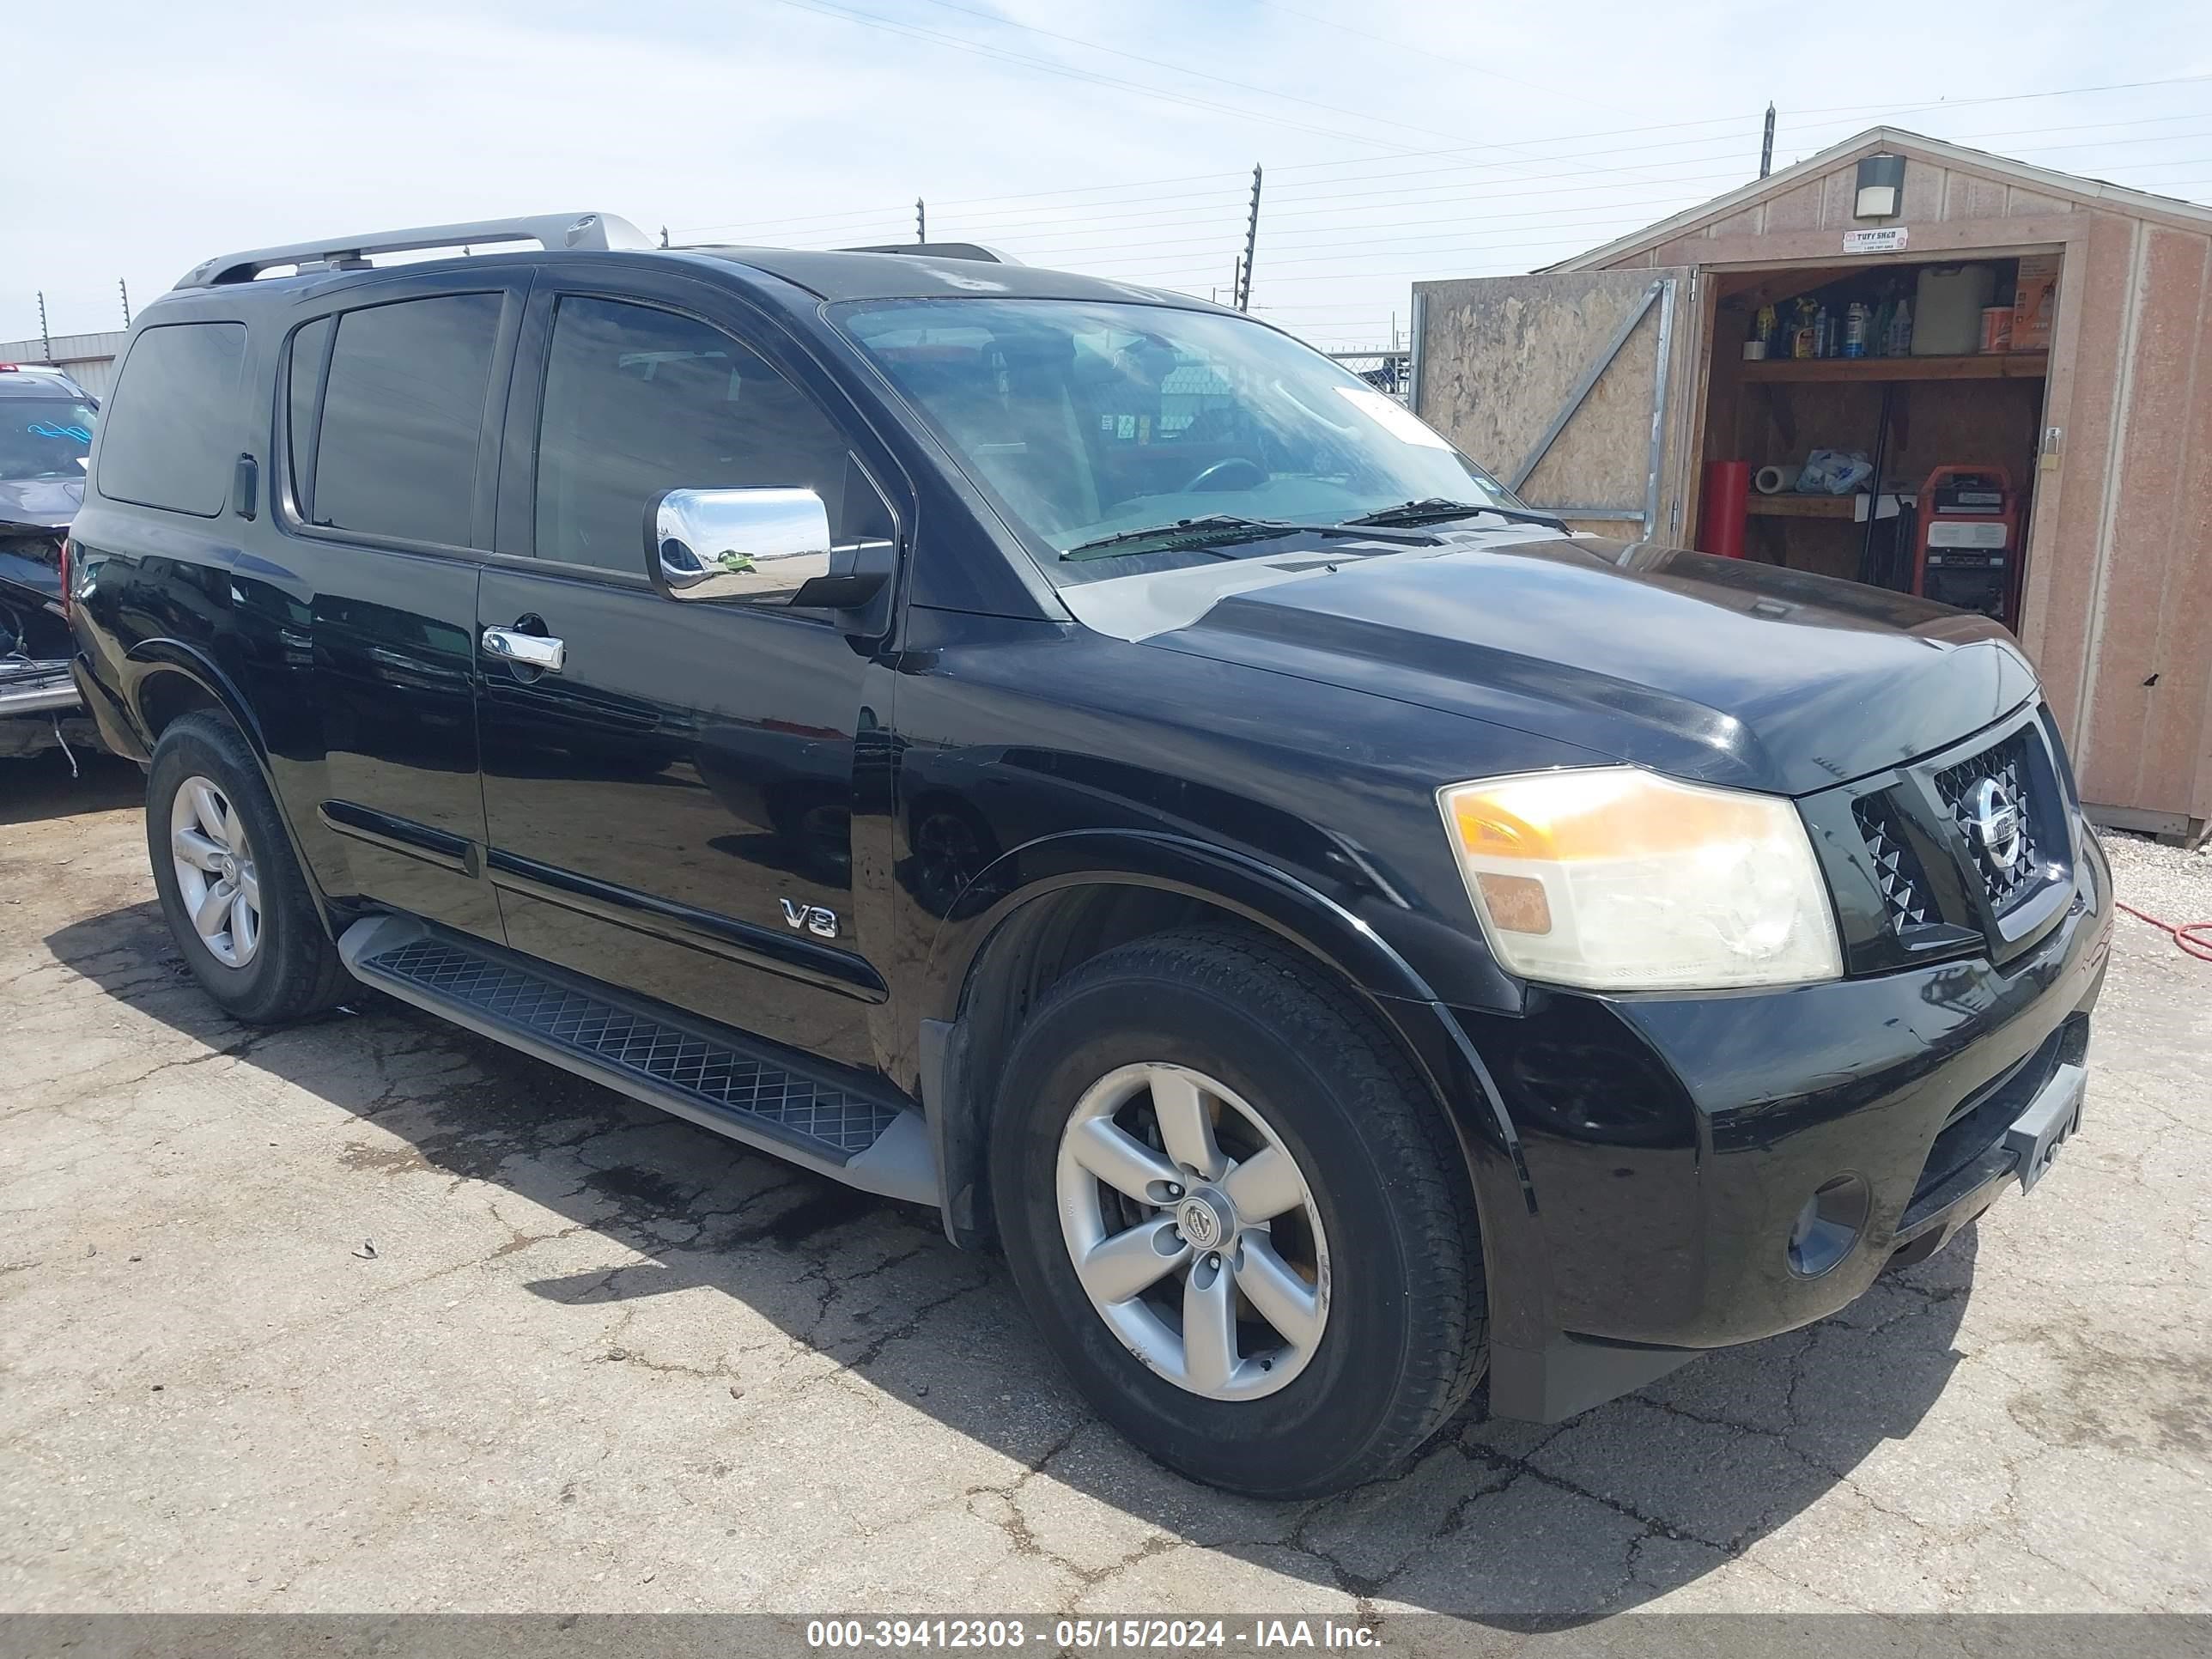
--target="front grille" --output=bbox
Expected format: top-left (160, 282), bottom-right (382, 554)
top-left (1853, 794), bottom-right (1935, 934)
top-left (1934, 732), bottom-right (2040, 913)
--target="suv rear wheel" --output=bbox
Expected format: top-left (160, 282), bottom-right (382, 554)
top-left (990, 929), bottom-right (1486, 1498)
top-left (147, 713), bottom-right (348, 1024)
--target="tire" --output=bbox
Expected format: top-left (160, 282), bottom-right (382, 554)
top-left (990, 927), bottom-right (1486, 1498)
top-left (146, 711), bottom-right (348, 1024)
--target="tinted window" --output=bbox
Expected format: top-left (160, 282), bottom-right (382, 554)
top-left (311, 293), bottom-right (501, 546)
top-left (286, 315), bottom-right (331, 509)
top-left (95, 322), bottom-right (247, 516)
top-left (534, 296), bottom-right (858, 574)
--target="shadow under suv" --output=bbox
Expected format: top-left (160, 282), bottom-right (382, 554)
top-left (66, 212), bottom-right (2112, 1498)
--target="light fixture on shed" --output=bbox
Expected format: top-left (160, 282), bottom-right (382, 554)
top-left (1855, 155), bottom-right (1905, 220)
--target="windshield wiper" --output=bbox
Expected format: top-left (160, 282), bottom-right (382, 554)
top-left (1342, 497), bottom-right (1567, 531)
top-left (1060, 514), bottom-right (1435, 561)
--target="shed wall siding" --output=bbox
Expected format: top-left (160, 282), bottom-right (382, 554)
top-left (2030, 212), bottom-right (2138, 761)
top-left (2083, 226), bottom-right (2212, 816)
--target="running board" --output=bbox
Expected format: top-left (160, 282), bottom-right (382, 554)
top-left (337, 915), bottom-right (938, 1206)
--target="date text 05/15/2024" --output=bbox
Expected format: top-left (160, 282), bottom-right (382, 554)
top-left (805, 1619), bottom-right (1383, 1650)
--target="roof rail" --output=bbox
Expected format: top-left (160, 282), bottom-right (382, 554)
top-left (836, 241), bottom-right (1020, 265)
top-left (173, 212), bottom-right (653, 290)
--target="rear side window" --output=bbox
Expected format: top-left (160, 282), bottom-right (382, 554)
top-left (95, 322), bottom-right (248, 516)
top-left (307, 294), bottom-right (501, 547)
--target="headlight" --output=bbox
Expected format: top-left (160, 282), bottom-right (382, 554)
top-left (1437, 768), bottom-right (1843, 991)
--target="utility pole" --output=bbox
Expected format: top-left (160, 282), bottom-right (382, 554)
top-left (1235, 164), bottom-right (1262, 312)
top-left (37, 292), bottom-right (50, 361)
top-left (119, 278), bottom-right (131, 327)
top-left (916, 198), bottom-right (927, 244)
top-left (1759, 103), bottom-right (1776, 179)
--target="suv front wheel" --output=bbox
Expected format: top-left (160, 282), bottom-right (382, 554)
top-left (991, 929), bottom-right (1486, 1498)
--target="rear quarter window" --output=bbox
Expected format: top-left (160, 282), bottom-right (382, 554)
top-left (94, 322), bottom-right (250, 517)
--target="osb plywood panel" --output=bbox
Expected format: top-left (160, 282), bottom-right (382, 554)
top-left (2033, 213), bottom-right (2137, 755)
top-left (1415, 271), bottom-right (1689, 520)
top-left (2085, 227), bottom-right (2212, 815)
top-left (1709, 207), bottom-right (1761, 240)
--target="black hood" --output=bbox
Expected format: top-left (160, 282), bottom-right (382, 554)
top-left (1148, 534), bottom-right (2039, 797)
top-left (0, 476), bottom-right (83, 533)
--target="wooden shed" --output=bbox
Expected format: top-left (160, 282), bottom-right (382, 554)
top-left (1410, 128), bottom-right (2212, 843)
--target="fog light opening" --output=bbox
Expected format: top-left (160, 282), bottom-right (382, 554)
top-left (1788, 1174), bottom-right (1869, 1279)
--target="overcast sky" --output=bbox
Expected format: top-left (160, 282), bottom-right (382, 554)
top-left (9, 1), bottom-right (2209, 352)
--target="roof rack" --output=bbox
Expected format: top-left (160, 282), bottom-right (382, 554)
top-left (173, 212), bottom-right (653, 290)
top-left (836, 241), bottom-right (1020, 264)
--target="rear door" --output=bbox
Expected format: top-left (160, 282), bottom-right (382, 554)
top-left (280, 270), bottom-right (528, 943)
top-left (473, 264), bottom-right (903, 1071)
top-left (1412, 268), bottom-right (1698, 541)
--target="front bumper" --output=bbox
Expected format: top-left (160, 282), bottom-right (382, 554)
top-left (1469, 829), bottom-right (2113, 1422)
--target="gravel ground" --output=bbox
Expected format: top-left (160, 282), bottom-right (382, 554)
top-left (2, 750), bottom-right (2209, 1631)
top-left (2097, 829), bottom-right (2212, 951)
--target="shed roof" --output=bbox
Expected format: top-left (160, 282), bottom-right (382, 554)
top-left (1547, 125), bottom-right (2212, 272)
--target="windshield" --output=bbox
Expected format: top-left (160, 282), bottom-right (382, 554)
top-left (0, 395), bottom-right (97, 482)
top-left (836, 299), bottom-right (1522, 582)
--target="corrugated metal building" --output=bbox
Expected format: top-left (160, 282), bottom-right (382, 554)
top-left (0, 331), bottom-right (128, 398)
top-left (1413, 129), bottom-right (2212, 843)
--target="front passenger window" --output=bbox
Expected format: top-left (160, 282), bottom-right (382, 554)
top-left (534, 296), bottom-right (866, 583)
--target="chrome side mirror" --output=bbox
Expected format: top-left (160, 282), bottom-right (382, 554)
top-left (650, 486), bottom-right (834, 604)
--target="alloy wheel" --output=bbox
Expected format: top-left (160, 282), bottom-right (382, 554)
top-left (169, 775), bottom-right (262, 969)
top-left (1054, 1062), bottom-right (1331, 1401)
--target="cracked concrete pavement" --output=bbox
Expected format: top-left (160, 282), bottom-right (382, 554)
top-left (3, 750), bottom-right (2209, 1623)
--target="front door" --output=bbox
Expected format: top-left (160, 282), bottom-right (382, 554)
top-left (474, 272), bottom-right (901, 1071)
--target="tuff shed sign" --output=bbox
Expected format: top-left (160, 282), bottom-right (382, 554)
top-left (1842, 226), bottom-right (1911, 253)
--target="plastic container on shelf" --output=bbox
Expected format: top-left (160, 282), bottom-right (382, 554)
top-left (1911, 264), bottom-right (1998, 356)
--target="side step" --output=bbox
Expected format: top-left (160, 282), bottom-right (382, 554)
top-left (337, 915), bottom-right (938, 1206)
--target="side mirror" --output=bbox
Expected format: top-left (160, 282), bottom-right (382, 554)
top-left (647, 486), bottom-right (895, 615)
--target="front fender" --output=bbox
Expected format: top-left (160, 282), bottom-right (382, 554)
top-left (925, 827), bottom-right (1443, 1022)
top-left (917, 830), bottom-right (1548, 1351)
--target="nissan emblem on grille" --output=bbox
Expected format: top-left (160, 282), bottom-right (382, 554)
top-left (1936, 733), bottom-right (2040, 913)
top-left (1970, 776), bottom-right (2024, 870)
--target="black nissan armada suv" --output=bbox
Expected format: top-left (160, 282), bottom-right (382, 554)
top-left (67, 213), bottom-right (2112, 1498)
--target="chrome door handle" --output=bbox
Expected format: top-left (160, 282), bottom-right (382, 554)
top-left (483, 626), bottom-right (566, 673)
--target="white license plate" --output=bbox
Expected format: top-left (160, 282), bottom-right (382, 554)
top-left (2003, 1062), bottom-right (2085, 1194)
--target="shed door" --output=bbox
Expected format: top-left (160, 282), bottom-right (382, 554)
top-left (1412, 268), bottom-right (1697, 541)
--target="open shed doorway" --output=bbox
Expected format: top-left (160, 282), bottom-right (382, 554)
top-left (1692, 252), bottom-right (2057, 631)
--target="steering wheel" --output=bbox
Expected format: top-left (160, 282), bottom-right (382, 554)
top-left (1182, 456), bottom-right (1267, 493)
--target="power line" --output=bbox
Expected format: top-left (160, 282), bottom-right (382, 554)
top-left (891, 0), bottom-right (1688, 187)
top-left (678, 72), bottom-right (2211, 238)
top-left (765, 0), bottom-right (1451, 156)
top-left (699, 95), bottom-right (2212, 246)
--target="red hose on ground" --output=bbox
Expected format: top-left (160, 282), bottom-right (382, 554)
top-left (2114, 900), bottom-right (2212, 962)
